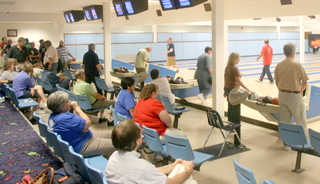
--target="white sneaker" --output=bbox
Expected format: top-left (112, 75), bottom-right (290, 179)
top-left (269, 81), bottom-right (274, 84)
top-left (197, 93), bottom-right (205, 103)
top-left (0, 97), bottom-right (5, 103)
top-left (44, 103), bottom-right (47, 108)
top-left (255, 79), bottom-right (262, 83)
top-left (202, 100), bottom-right (210, 105)
top-left (284, 145), bottom-right (291, 151)
top-left (36, 109), bottom-right (46, 114)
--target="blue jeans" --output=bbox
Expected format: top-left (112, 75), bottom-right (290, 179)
top-left (259, 65), bottom-right (273, 82)
top-left (3, 54), bottom-right (8, 61)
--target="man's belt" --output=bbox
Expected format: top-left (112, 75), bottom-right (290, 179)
top-left (280, 90), bottom-right (300, 94)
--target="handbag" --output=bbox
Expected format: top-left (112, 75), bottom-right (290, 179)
top-left (21, 167), bottom-right (54, 184)
top-left (46, 162), bottom-right (85, 184)
top-left (228, 88), bottom-right (249, 106)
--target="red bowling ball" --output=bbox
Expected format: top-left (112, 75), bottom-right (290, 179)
top-left (271, 97), bottom-right (279, 105)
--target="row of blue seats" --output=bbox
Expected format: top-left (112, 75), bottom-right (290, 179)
top-left (33, 112), bottom-right (108, 184)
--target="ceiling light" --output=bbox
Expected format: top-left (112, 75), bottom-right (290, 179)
top-left (308, 15), bottom-right (316, 19)
top-left (276, 17), bottom-right (281, 22)
top-left (253, 18), bottom-right (261, 20)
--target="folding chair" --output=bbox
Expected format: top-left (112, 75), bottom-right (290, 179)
top-left (76, 95), bottom-right (109, 115)
top-left (63, 68), bottom-right (76, 85)
top-left (110, 105), bottom-right (120, 126)
top-left (85, 159), bottom-right (108, 184)
top-left (309, 128), bottom-right (320, 156)
top-left (47, 130), bottom-right (64, 158)
top-left (203, 108), bottom-right (244, 157)
top-left (95, 76), bottom-right (115, 100)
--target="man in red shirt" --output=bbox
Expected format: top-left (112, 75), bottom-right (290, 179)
top-left (256, 39), bottom-right (274, 83)
top-left (0, 37), bottom-right (7, 56)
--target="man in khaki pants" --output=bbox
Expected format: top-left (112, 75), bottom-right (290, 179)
top-left (274, 43), bottom-right (309, 150)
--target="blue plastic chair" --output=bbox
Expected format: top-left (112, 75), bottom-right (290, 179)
top-left (47, 129), bottom-right (64, 158)
top-left (309, 128), bottom-right (320, 156)
top-left (69, 147), bottom-right (108, 183)
top-left (278, 121), bottom-right (312, 173)
top-left (110, 105), bottom-right (120, 126)
top-left (95, 77), bottom-right (115, 100)
top-left (76, 95), bottom-right (109, 115)
top-left (63, 68), bottom-right (76, 85)
top-left (56, 83), bottom-right (70, 92)
top-left (233, 158), bottom-right (275, 184)
top-left (142, 125), bottom-right (170, 165)
top-left (33, 111), bottom-right (41, 123)
top-left (117, 112), bottom-right (128, 122)
top-left (84, 159), bottom-right (108, 184)
top-left (57, 136), bottom-right (75, 165)
top-left (159, 94), bottom-right (190, 128)
top-left (66, 91), bottom-right (78, 102)
top-left (38, 118), bottom-right (54, 147)
top-left (9, 88), bottom-right (39, 109)
top-left (2, 83), bottom-right (9, 98)
top-left (164, 134), bottom-right (214, 171)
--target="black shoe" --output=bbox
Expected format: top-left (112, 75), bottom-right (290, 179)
top-left (99, 118), bottom-right (108, 124)
top-left (107, 120), bottom-right (114, 126)
top-left (29, 118), bottom-right (38, 125)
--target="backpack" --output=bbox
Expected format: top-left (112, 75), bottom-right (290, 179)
top-left (47, 162), bottom-right (85, 184)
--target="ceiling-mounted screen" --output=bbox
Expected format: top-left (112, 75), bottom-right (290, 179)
top-left (124, 1), bottom-right (134, 14)
top-left (160, 0), bottom-right (175, 10)
top-left (178, 0), bottom-right (191, 7)
top-left (64, 14), bottom-right (71, 23)
top-left (69, 13), bottom-right (75, 22)
top-left (84, 10), bottom-right (92, 20)
top-left (114, 3), bottom-right (125, 16)
top-left (91, 8), bottom-right (99, 19)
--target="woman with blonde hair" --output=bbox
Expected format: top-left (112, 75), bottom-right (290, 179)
top-left (224, 52), bottom-right (254, 122)
top-left (12, 63), bottom-right (47, 112)
top-left (1, 59), bottom-right (17, 82)
top-left (134, 83), bottom-right (186, 144)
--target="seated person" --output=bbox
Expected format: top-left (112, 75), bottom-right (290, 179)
top-left (0, 76), bottom-right (6, 102)
top-left (47, 91), bottom-right (116, 158)
top-left (31, 59), bottom-right (43, 79)
top-left (150, 69), bottom-right (176, 105)
top-left (12, 63), bottom-right (47, 111)
top-left (42, 61), bottom-right (70, 90)
top-left (1, 60), bottom-right (18, 82)
top-left (134, 83), bottom-right (186, 143)
top-left (105, 119), bottom-right (196, 184)
top-left (74, 70), bottom-right (115, 124)
top-left (114, 77), bottom-right (136, 119)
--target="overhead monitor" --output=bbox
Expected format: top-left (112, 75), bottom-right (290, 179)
top-left (64, 14), bottom-right (71, 23)
top-left (84, 10), bottom-right (92, 20)
top-left (114, 3), bottom-right (125, 16)
top-left (124, 1), bottom-right (135, 14)
top-left (178, 0), bottom-right (191, 7)
top-left (83, 5), bottom-right (103, 21)
top-left (159, 0), bottom-right (176, 10)
top-left (63, 10), bottom-right (84, 23)
top-left (176, 0), bottom-right (207, 9)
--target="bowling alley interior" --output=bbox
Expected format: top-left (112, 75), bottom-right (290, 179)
top-left (2, 0), bottom-right (320, 183)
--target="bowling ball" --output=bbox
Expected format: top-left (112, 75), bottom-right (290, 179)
top-left (248, 93), bottom-right (259, 101)
top-left (166, 75), bottom-right (174, 83)
top-left (271, 97), bottom-right (279, 105)
top-left (113, 67), bottom-right (119, 72)
top-left (174, 76), bottom-right (184, 84)
top-left (123, 67), bottom-right (128, 73)
top-left (119, 68), bottom-right (126, 73)
top-left (262, 96), bottom-right (273, 103)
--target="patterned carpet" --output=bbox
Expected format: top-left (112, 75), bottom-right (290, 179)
top-left (0, 100), bottom-right (62, 183)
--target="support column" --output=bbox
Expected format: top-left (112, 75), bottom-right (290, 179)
top-left (152, 25), bottom-right (157, 43)
top-left (211, 0), bottom-right (225, 116)
top-left (300, 16), bottom-right (305, 63)
top-left (59, 21), bottom-right (64, 41)
top-left (277, 25), bottom-right (281, 40)
top-left (103, 2), bottom-right (112, 84)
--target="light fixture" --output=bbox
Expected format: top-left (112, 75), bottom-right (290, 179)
top-left (276, 17), bottom-right (281, 22)
top-left (308, 15), bottom-right (316, 19)
top-left (253, 18), bottom-right (261, 20)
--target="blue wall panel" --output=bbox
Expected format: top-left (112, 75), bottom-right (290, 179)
top-left (197, 33), bottom-right (211, 41)
top-left (166, 33), bottom-right (183, 42)
top-left (197, 42), bottom-right (211, 57)
top-left (151, 43), bottom-right (167, 61)
top-left (182, 33), bottom-right (197, 42)
top-left (157, 33), bottom-right (167, 42)
top-left (96, 34), bottom-right (104, 44)
top-left (75, 34), bottom-right (96, 44)
top-left (247, 41), bottom-right (260, 55)
top-left (76, 45), bottom-right (88, 60)
top-left (133, 33), bottom-right (153, 43)
top-left (228, 41), bottom-right (237, 56)
top-left (174, 43), bottom-right (184, 60)
top-left (228, 33), bottom-right (236, 40)
top-left (236, 41), bottom-right (248, 56)
top-left (111, 44), bottom-right (117, 59)
top-left (65, 34), bottom-right (76, 44)
top-left (115, 34), bottom-right (134, 43)
top-left (115, 44), bottom-right (135, 55)
top-left (235, 33), bottom-right (247, 40)
top-left (111, 34), bottom-right (116, 44)
top-left (183, 42), bottom-right (198, 59)
top-left (95, 45), bottom-right (104, 59)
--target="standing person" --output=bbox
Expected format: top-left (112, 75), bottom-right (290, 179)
top-left (194, 46), bottom-right (212, 105)
top-left (8, 37), bottom-right (28, 72)
top-left (3, 39), bottom-right (12, 61)
top-left (105, 119), bottom-right (196, 184)
top-left (256, 39), bottom-right (274, 83)
top-left (83, 43), bottom-right (103, 95)
top-left (56, 40), bottom-right (75, 69)
top-left (163, 37), bottom-right (179, 73)
top-left (134, 45), bottom-right (152, 89)
top-left (24, 38), bottom-right (31, 49)
top-left (0, 37), bottom-right (7, 56)
top-left (44, 40), bottom-right (59, 74)
top-left (150, 69), bottom-right (176, 105)
top-left (27, 42), bottom-right (40, 62)
top-left (224, 52), bottom-right (255, 123)
top-left (274, 43), bottom-right (309, 142)
top-left (39, 39), bottom-right (46, 64)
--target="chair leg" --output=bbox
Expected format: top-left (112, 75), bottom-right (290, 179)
top-left (173, 114), bottom-right (181, 129)
top-left (218, 131), bottom-right (230, 157)
top-left (110, 92), bottom-right (115, 100)
top-left (219, 128), bottom-right (226, 139)
top-left (233, 130), bottom-right (245, 149)
top-left (194, 165), bottom-right (201, 171)
top-left (292, 151), bottom-right (305, 173)
top-left (202, 127), bottom-right (214, 150)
